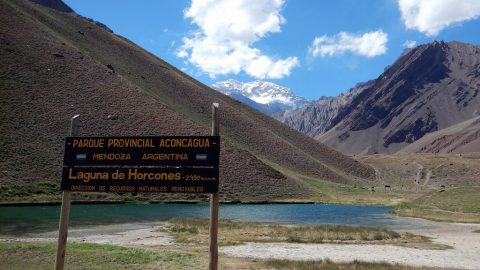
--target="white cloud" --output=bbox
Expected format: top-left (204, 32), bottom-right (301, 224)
top-left (403, 40), bottom-right (417, 48)
top-left (177, 0), bottom-right (299, 79)
top-left (309, 31), bottom-right (388, 58)
top-left (398, 0), bottom-right (480, 36)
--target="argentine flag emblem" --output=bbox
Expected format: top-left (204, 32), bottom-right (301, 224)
top-left (196, 154), bottom-right (207, 161)
top-left (76, 153), bottom-right (87, 160)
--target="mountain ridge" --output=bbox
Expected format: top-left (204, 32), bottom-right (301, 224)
top-left (277, 40), bottom-right (480, 155)
top-left (30, 0), bottom-right (73, 13)
top-left (275, 80), bottom-right (374, 138)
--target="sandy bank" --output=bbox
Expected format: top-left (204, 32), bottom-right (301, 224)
top-left (2, 220), bottom-right (480, 269)
top-left (1, 223), bottom-right (173, 246)
top-left (221, 222), bottom-right (480, 270)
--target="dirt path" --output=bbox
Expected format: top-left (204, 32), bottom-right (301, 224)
top-left (221, 222), bottom-right (480, 269)
top-left (414, 162), bottom-right (424, 185)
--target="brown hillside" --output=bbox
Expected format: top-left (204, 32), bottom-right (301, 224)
top-left (400, 116), bottom-right (480, 154)
top-left (319, 41), bottom-right (480, 155)
top-left (278, 40), bottom-right (480, 155)
top-left (0, 0), bottom-right (374, 202)
top-left (358, 153), bottom-right (480, 189)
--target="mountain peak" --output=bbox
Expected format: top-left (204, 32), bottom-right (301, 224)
top-left (212, 80), bottom-right (310, 115)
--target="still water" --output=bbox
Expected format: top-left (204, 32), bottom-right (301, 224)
top-left (0, 203), bottom-right (436, 236)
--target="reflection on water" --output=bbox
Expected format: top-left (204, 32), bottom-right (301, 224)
top-left (0, 203), bottom-right (437, 236)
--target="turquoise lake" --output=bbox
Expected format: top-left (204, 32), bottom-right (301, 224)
top-left (0, 203), bottom-right (437, 236)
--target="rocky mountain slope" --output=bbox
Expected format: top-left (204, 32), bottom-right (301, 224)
top-left (0, 0), bottom-right (374, 202)
top-left (275, 81), bottom-right (374, 138)
top-left (400, 116), bottom-right (480, 154)
top-left (278, 41), bottom-right (480, 155)
top-left (30, 0), bottom-right (73, 13)
top-left (212, 79), bottom-right (310, 115)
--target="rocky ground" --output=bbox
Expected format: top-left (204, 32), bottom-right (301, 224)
top-left (2, 219), bottom-right (479, 269)
top-left (221, 221), bottom-right (480, 270)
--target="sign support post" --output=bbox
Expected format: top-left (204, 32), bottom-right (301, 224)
top-left (56, 107), bottom-right (220, 269)
top-left (209, 103), bottom-right (220, 270)
top-left (55, 114), bottom-right (79, 270)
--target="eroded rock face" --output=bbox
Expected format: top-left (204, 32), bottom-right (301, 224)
top-left (278, 41), bottom-right (480, 155)
top-left (274, 81), bottom-right (373, 138)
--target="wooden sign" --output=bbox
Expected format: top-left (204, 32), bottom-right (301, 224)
top-left (56, 104), bottom-right (221, 270)
top-left (61, 166), bottom-right (218, 193)
top-left (61, 136), bottom-right (220, 193)
top-left (63, 136), bottom-right (220, 167)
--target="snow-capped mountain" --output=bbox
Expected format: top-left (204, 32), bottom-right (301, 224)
top-left (212, 79), bottom-right (310, 115)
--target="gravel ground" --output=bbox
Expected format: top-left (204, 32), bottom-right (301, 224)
top-left (221, 222), bottom-right (480, 270)
top-left (2, 220), bottom-right (479, 269)
top-left (1, 223), bottom-right (174, 246)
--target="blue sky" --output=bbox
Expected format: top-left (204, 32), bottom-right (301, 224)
top-left (64, 0), bottom-right (480, 100)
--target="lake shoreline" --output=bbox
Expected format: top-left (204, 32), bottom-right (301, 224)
top-left (2, 219), bottom-right (479, 269)
top-left (0, 199), bottom-right (393, 207)
top-left (221, 221), bottom-right (480, 269)
top-left (0, 199), bottom-right (467, 226)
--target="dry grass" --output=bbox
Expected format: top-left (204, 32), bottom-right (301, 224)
top-left (357, 154), bottom-right (480, 189)
top-left (260, 259), bottom-right (439, 270)
top-left (0, 241), bottom-right (438, 270)
top-left (393, 187), bottom-right (480, 223)
top-left (405, 187), bottom-right (480, 213)
top-left (0, 241), bottom-right (204, 270)
top-left (161, 218), bottom-right (433, 247)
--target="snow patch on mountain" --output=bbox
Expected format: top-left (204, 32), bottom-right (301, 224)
top-left (212, 79), bottom-right (310, 115)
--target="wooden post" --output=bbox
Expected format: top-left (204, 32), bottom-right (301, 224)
top-left (209, 103), bottom-right (219, 270)
top-left (55, 114), bottom-right (79, 270)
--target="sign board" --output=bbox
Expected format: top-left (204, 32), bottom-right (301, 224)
top-left (61, 136), bottom-right (220, 193)
top-left (63, 136), bottom-right (219, 166)
top-left (56, 108), bottom-right (221, 270)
